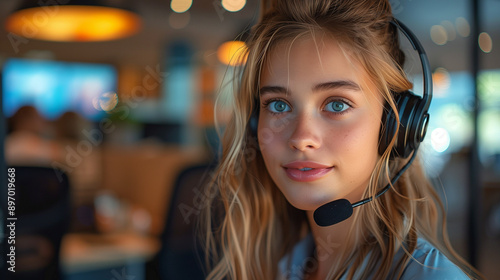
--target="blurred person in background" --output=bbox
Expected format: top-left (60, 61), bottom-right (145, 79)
top-left (6, 105), bottom-right (60, 165)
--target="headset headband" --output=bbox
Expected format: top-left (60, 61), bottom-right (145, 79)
top-left (390, 18), bottom-right (433, 112)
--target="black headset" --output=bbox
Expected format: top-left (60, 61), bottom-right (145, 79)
top-left (250, 19), bottom-right (432, 159)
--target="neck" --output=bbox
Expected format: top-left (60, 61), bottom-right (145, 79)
top-left (304, 179), bottom-right (372, 279)
top-left (306, 209), bottom-right (356, 278)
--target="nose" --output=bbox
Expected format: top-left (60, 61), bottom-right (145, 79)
top-left (288, 113), bottom-right (321, 151)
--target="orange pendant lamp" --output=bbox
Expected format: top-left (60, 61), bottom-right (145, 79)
top-left (5, 0), bottom-right (141, 42)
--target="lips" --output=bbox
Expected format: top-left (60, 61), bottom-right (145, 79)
top-left (282, 161), bottom-right (333, 182)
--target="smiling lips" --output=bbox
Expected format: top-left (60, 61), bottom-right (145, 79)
top-left (282, 161), bottom-right (334, 182)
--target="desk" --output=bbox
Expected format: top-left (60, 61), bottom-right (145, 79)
top-left (61, 232), bottom-right (160, 280)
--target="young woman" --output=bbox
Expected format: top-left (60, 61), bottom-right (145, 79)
top-left (202, 0), bottom-right (483, 279)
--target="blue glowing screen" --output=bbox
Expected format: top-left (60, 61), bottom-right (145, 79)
top-left (2, 58), bottom-right (117, 120)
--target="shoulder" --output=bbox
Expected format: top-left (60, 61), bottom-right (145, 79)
top-left (399, 238), bottom-right (470, 280)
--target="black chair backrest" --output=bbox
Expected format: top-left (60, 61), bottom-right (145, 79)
top-left (154, 163), bottom-right (215, 280)
top-left (9, 166), bottom-right (71, 280)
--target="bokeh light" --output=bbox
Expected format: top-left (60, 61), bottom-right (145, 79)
top-left (430, 25), bottom-right (448, 45)
top-left (169, 11), bottom-right (190, 29)
top-left (171, 0), bottom-right (192, 13)
top-left (455, 17), bottom-right (471, 37)
top-left (441, 20), bottom-right (456, 41)
top-left (479, 110), bottom-right (500, 163)
top-left (217, 41), bottom-right (248, 66)
top-left (433, 67), bottom-right (451, 97)
top-left (222, 0), bottom-right (246, 12)
top-left (431, 128), bottom-right (451, 153)
top-left (93, 92), bottom-right (119, 112)
top-left (479, 32), bottom-right (493, 53)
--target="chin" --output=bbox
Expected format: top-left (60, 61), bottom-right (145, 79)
top-left (272, 177), bottom-right (341, 211)
top-left (283, 192), bottom-right (333, 212)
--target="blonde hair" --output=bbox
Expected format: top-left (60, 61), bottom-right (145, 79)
top-left (202, 0), bottom-right (483, 279)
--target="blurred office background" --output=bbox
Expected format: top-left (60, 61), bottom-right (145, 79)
top-left (0, 0), bottom-right (498, 279)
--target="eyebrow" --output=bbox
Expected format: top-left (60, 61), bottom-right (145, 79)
top-left (259, 80), bottom-right (361, 96)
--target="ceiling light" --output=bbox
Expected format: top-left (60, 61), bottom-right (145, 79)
top-left (5, 0), bottom-right (141, 42)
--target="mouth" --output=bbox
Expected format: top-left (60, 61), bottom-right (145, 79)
top-left (282, 161), bottom-right (334, 182)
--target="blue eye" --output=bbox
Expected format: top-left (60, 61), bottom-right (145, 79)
top-left (326, 100), bottom-right (350, 113)
top-left (268, 100), bottom-right (291, 113)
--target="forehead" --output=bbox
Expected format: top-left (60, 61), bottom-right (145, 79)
top-left (261, 34), bottom-right (366, 87)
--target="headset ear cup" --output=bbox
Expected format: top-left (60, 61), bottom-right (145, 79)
top-left (249, 98), bottom-right (260, 138)
top-left (395, 92), bottom-right (417, 158)
top-left (249, 111), bottom-right (258, 137)
top-left (380, 91), bottom-right (425, 158)
top-left (379, 101), bottom-right (398, 157)
top-left (399, 91), bottom-right (430, 158)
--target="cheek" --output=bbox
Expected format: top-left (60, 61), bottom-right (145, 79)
top-left (258, 126), bottom-right (286, 163)
top-left (257, 119), bottom-right (291, 180)
top-left (332, 114), bottom-right (381, 161)
top-left (257, 116), bottom-right (290, 151)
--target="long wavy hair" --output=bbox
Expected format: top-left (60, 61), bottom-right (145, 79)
top-left (201, 0), bottom-right (483, 279)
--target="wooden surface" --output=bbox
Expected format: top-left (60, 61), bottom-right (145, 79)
top-left (60, 232), bottom-right (160, 274)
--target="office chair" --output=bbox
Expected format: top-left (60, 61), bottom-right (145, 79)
top-left (9, 166), bottom-right (71, 280)
top-left (147, 163), bottom-right (216, 280)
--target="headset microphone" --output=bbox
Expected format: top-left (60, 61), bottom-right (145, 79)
top-left (313, 19), bottom-right (433, 227)
top-left (313, 151), bottom-right (417, 227)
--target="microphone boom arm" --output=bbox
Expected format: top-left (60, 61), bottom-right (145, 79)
top-left (351, 150), bottom-right (418, 208)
